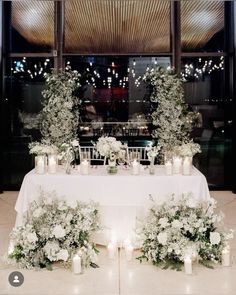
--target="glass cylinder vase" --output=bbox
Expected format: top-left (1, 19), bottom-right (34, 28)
top-left (182, 156), bottom-right (193, 175)
top-left (35, 155), bottom-right (46, 174)
top-left (149, 157), bottom-right (155, 175)
top-left (107, 158), bottom-right (118, 174)
top-left (48, 154), bottom-right (58, 174)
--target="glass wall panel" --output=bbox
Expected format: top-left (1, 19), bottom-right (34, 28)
top-left (65, 0), bottom-right (170, 53)
top-left (181, 1), bottom-right (224, 52)
top-left (181, 57), bottom-right (232, 188)
top-left (1, 57), bottom-right (53, 189)
top-left (10, 1), bottom-right (54, 52)
top-left (66, 56), bottom-right (170, 138)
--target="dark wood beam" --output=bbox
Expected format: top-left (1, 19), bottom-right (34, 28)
top-left (54, 1), bottom-right (64, 70)
top-left (170, 1), bottom-right (181, 74)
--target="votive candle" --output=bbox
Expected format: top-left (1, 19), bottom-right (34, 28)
top-left (72, 254), bottom-right (82, 274)
top-left (165, 161), bottom-right (172, 175)
top-left (184, 256), bottom-right (192, 275)
top-left (222, 247), bottom-right (230, 267)
top-left (80, 159), bottom-right (89, 175)
top-left (132, 159), bottom-right (140, 175)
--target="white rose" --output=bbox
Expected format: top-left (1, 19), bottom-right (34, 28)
top-left (172, 219), bottom-right (183, 229)
top-left (210, 232), bottom-right (221, 245)
top-left (71, 139), bottom-right (79, 147)
top-left (57, 249), bottom-right (69, 261)
top-left (27, 232), bottom-right (38, 243)
top-left (33, 208), bottom-right (43, 218)
top-left (157, 232), bottom-right (168, 245)
top-left (52, 225), bottom-right (66, 239)
top-left (158, 217), bottom-right (169, 228)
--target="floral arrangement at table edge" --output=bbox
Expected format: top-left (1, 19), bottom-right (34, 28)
top-left (176, 141), bottom-right (201, 158)
top-left (58, 139), bottom-right (80, 165)
top-left (94, 136), bottom-right (127, 163)
top-left (29, 140), bottom-right (59, 156)
top-left (145, 144), bottom-right (161, 163)
top-left (136, 193), bottom-right (234, 271)
top-left (8, 190), bottom-right (100, 271)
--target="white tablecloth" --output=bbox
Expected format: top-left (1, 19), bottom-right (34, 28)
top-left (15, 165), bottom-right (210, 245)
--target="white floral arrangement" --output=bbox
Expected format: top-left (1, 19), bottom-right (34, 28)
top-left (143, 67), bottom-right (197, 161)
top-left (40, 67), bottom-right (81, 147)
top-left (29, 141), bottom-right (58, 156)
top-left (177, 141), bottom-right (201, 157)
top-left (58, 139), bottom-right (80, 164)
top-left (95, 136), bottom-right (126, 160)
top-left (9, 190), bottom-right (100, 270)
top-left (145, 144), bottom-right (161, 162)
top-left (137, 193), bottom-right (233, 270)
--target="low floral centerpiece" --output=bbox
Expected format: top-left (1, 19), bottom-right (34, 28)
top-left (145, 144), bottom-right (161, 174)
top-left (9, 190), bottom-right (100, 270)
top-left (137, 193), bottom-right (233, 271)
top-left (177, 141), bottom-right (201, 158)
top-left (58, 139), bottom-right (80, 173)
top-left (95, 136), bottom-right (127, 174)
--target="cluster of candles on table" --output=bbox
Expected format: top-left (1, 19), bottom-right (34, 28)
top-left (165, 156), bottom-right (193, 176)
top-left (184, 245), bottom-right (231, 275)
top-left (35, 155), bottom-right (57, 174)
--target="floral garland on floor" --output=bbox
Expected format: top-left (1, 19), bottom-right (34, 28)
top-left (137, 193), bottom-right (233, 271)
top-left (143, 67), bottom-right (197, 160)
top-left (9, 191), bottom-right (100, 270)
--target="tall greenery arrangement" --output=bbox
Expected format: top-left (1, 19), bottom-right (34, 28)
top-left (40, 68), bottom-right (81, 147)
top-left (144, 67), bottom-right (195, 159)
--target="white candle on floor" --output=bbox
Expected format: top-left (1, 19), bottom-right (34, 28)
top-left (125, 244), bottom-right (134, 261)
top-left (72, 254), bottom-right (82, 274)
top-left (132, 159), bottom-right (140, 175)
top-left (184, 256), bottom-right (192, 275)
top-left (165, 161), bottom-right (172, 175)
top-left (108, 242), bottom-right (116, 259)
top-left (222, 247), bottom-right (230, 266)
top-left (80, 159), bottom-right (89, 175)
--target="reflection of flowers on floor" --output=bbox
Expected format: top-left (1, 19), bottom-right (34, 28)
top-left (137, 193), bottom-right (233, 270)
top-left (9, 190), bottom-right (100, 270)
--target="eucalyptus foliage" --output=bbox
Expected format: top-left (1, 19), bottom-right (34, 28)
top-left (144, 67), bottom-right (195, 159)
top-left (40, 68), bottom-right (81, 147)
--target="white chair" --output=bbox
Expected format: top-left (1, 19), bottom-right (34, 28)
top-left (127, 147), bottom-right (148, 164)
top-left (79, 146), bottom-right (106, 165)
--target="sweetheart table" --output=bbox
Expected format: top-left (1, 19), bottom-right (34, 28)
top-left (15, 165), bottom-right (210, 245)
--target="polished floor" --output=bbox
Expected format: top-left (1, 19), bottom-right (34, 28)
top-left (0, 191), bottom-right (236, 295)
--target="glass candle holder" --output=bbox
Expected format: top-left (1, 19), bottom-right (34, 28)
top-left (48, 154), bottom-right (58, 174)
top-left (172, 155), bottom-right (182, 174)
top-left (182, 156), bottom-right (192, 175)
top-left (132, 159), bottom-right (140, 175)
top-left (35, 155), bottom-right (46, 174)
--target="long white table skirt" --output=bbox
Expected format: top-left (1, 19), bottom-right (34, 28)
top-left (15, 165), bottom-right (210, 245)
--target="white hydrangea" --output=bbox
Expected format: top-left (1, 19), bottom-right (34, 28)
top-left (157, 232), bottom-right (168, 245)
top-left (52, 225), bottom-right (66, 239)
top-left (27, 232), bottom-right (38, 244)
top-left (210, 232), bottom-right (221, 245)
top-left (56, 249), bottom-right (69, 261)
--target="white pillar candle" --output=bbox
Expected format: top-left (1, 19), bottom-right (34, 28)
top-left (80, 159), bottom-right (89, 175)
top-left (125, 244), bottom-right (134, 261)
top-left (183, 157), bottom-right (192, 175)
top-left (165, 161), bottom-right (172, 175)
top-left (72, 254), bottom-right (82, 274)
top-left (107, 242), bottom-right (116, 259)
top-left (35, 156), bottom-right (45, 174)
top-left (173, 156), bottom-right (182, 174)
top-left (48, 155), bottom-right (57, 174)
top-left (222, 247), bottom-right (230, 266)
top-left (184, 256), bottom-right (192, 275)
top-left (132, 159), bottom-right (140, 175)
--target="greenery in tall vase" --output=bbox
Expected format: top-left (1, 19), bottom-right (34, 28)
top-left (143, 67), bottom-right (195, 161)
top-left (40, 67), bottom-right (81, 147)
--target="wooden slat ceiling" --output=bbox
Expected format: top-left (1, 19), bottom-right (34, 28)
top-left (11, 0), bottom-right (224, 54)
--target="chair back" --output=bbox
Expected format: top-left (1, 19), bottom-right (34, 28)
top-left (79, 146), bottom-right (106, 165)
